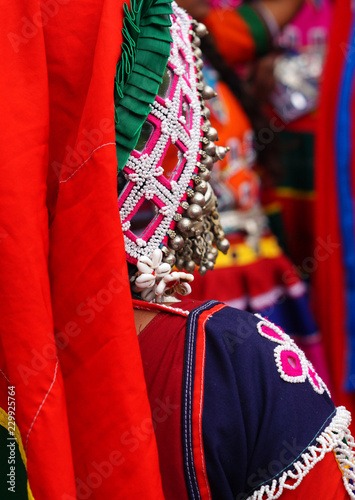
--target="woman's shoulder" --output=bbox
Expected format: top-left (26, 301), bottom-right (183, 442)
top-left (135, 298), bottom-right (355, 498)
top-left (186, 301), bottom-right (354, 499)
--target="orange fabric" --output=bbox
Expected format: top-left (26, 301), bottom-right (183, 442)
top-left (226, 169), bottom-right (260, 210)
top-left (210, 82), bottom-right (252, 147)
top-left (208, 81), bottom-right (260, 209)
top-left (202, 9), bottom-right (256, 65)
top-left (281, 451), bottom-right (348, 499)
top-left (0, 1), bottom-right (164, 499)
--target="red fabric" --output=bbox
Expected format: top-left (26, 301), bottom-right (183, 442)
top-left (273, 194), bottom-right (314, 267)
top-left (266, 104), bottom-right (318, 134)
top-left (281, 451), bottom-right (348, 499)
top-left (0, 1), bottom-right (164, 498)
top-left (192, 304), bottom-right (225, 500)
top-left (284, 113), bottom-right (317, 133)
top-left (190, 253), bottom-right (300, 303)
top-left (314, 0), bottom-right (355, 427)
top-left (138, 307), bottom-right (190, 500)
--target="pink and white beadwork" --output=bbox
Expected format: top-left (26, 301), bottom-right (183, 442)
top-left (118, 3), bottom-right (202, 264)
top-left (255, 314), bottom-right (330, 396)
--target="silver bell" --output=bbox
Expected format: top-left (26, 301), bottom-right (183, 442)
top-left (184, 260), bottom-right (196, 274)
top-left (193, 36), bottom-right (201, 47)
top-left (195, 58), bottom-right (204, 70)
top-left (195, 23), bottom-right (208, 38)
top-left (215, 146), bottom-right (230, 161)
top-left (194, 180), bottom-right (208, 194)
top-left (205, 261), bottom-right (214, 271)
top-left (194, 47), bottom-right (202, 59)
top-left (201, 120), bottom-right (211, 132)
top-left (202, 107), bottom-right (211, 119)
top-left (206, 127), bottom-right (219, 142)
top-left (187, 203), bottom-right (203, 219)
top-left (162, 248), bottom-right (176, 265)
top-left (203, 141), bottom-right (216, 156)
top-left (164, 253), bottom-right (176, 267)
top-left (175, 257), bottom-right (185, 270)
top-left (206, 252), bottom-right (216, 262)
top-left (217, 238), bottom-right (230, 254)
top-left (200, 155), bottom-right (214, 170)
top-left (169, 235), bottom-right (184, 251)
top-left (191, 191), bottom-right (205, 206)
top-left (202, 85), bottom-right (217, 100)
top-left (198, 265), bottom-right (208, 276)
top-left (199, 169), bottom-right (211, 181)
top-left (177, 217), bottom-right (192, 233)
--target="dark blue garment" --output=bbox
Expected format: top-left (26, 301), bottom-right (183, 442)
top-left (181, 302), bottom-right (335, 499)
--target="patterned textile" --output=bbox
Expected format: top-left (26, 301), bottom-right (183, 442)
top-left (136, 299), bottom-right (355, 499)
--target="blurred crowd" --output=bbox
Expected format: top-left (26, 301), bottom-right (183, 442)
top-left (178, 0), bottom-right (355, 425)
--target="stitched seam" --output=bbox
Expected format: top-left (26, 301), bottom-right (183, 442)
top-left (25, 359), bottom-right (59, 453)
top-left (198, 311), bottom-right (216, 500)
top-left (0, 370), bottom-right (10, 383)
top-left (184, 301), bottom-right (216, 499)
top-left (185, 307), bottom-right (198, 498)
top-left (59, 143), bottom-right (116, 183)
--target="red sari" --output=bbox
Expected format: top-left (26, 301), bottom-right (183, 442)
top-left (0, 1), bottom-right (164, 498)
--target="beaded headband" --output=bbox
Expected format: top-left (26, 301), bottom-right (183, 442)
top-left (117, 3), bottom-right (229, 302)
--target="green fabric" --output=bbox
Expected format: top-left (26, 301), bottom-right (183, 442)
top-left (0, 426), bottom-right (28, 499)
top-left (115, 0), bottom-right (173, 172)
top-left (266, 211), bottom-right (288, 255)
top-left (277, 131), bottom-right (314, 192)
top-left (237, 4), bottom-right (270, 57)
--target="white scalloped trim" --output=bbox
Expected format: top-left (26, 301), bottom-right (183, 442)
top-left (246, 406), bottom-right (355, 499)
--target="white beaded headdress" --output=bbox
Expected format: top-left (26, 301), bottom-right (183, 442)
top-left (117, 3), bottom-right (229, 302)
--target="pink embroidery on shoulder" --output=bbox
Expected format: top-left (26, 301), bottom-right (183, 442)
top-left (257, 322), bottom-right (287, 344)
top-left (274, 345), bottom-right (307, 383)
top-left (255, 314), bottom-right (330, 397)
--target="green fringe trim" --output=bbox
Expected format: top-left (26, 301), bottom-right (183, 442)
top-left (115, 0), bottom-right (174, 172)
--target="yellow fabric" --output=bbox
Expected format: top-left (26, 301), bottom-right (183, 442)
top-left (276, 187), bottom-right (316, 200)
top-left (0, 407), bottom-right (34, 500)
top-left (215, 235), bottom-right (282, 268)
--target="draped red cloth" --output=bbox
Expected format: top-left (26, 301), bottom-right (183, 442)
top-left (0, 1), bottom-right (164, 498)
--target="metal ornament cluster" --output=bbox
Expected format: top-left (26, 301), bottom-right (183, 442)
top-left (161, 19), bottom-right (230, 277)
top-left (117, 3), bottom-right (230, 301)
